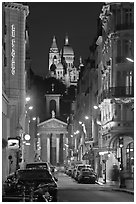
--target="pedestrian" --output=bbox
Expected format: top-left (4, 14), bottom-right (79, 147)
top-left (111, 164), bottom-right (119, 185)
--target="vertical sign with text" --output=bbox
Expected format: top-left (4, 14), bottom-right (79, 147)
top-left (11, 24), bottom-right (15, 75)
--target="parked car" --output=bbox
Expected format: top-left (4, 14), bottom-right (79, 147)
top-left (50, 165), bottom-right (58, 181)
top-left (71, 168), bottom-right (77, 179)
top-left (67, 168), bottom-right (72, 177)
top-left (74, 164), bottom-right (92, 180)
top-left (77, 168), bottom-right (97, 184)
top-left (3, 172), bottom-right (17, 195)
top-left (26, 162), bottom-right (50, 171)
top-left (3, 168), bottom-right (58, 202)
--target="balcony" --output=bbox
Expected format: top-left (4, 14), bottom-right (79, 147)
top-left (110, 86), bottom-right (134, 98)
top-left (115, 23), bottom-right (134, 31)
top-left (98, 86), bottom-right (134, 103)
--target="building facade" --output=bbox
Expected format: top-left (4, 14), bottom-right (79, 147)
top-left (68, 52), bottom-right (99, 167)
top-left (67, 2), bottom-right (134, 188)
top-left (37, 86), bottom-right (68, 166)
top-left (97, 2), bottom-right (134, 185)
top-left (2, 2), bottom-right (29, 182)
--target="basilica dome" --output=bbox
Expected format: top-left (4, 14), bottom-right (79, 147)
top-left (57, 62), bottom-right (63, 69)
top-left (63, 45), bottom-right (74, 55)
top-left (61, 35), bottom-right (74, 56)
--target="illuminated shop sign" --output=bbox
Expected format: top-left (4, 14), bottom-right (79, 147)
top-left (8, 138), bottom-right (19, 149)
top-left (11, 24), bottom-right (16, 75)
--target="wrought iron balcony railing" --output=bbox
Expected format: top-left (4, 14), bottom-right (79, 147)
top-left (115, 23), bottom-right (134, 31)
top-left (110, 86), bottom-right (134, 98)
top-left (98, 86), bottom-right (134, 103)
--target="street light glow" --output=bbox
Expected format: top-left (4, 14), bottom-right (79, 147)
top-left (28, 106), bottom-right (33, 110)
top-left (126, 57), bottom-right (134, 62)
top-left (85, 116), bottom-right (89, 120)
top-left (26, 97), bottom-right (30, 102)
top-left (32, 117), bottom-right (36, 121)
top-left (24, 134), bottom-right (30, 141)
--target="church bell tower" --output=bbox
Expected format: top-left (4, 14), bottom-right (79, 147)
top-left (45, 83), bottom-right (61, 118)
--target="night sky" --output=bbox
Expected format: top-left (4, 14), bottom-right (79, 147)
top-left (24, 2), bottom-right (103, 77)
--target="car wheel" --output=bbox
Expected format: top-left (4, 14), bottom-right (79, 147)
top-left (52, 197), bottom-right (57, 202)
top-left (78, 178), bottom-right (81, 183)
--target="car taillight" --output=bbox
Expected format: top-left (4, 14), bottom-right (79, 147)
top-left (16, 184), bottom-right (22, 188)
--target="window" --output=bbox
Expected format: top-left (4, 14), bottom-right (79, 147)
top-left (116, 8), bottom-right (121, 25)
top-left (125, 71), bottom-right (133, 95)
top-left (124, 7), bottom-right (133, 25)
top-left (117, 40), bottom-right (121, 57)
top-left (126, 142), bottom-right (134, 172)
top-left (50, 100), bottom-right (56, 114)
top-left (123, 40), bottom-right (129, 57)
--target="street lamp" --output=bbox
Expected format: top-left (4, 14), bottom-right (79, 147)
top-left (32, 117), bottom-right (36, 121)
top-left (119, 137), bottom-right (126, 188)
top-left (28, 106), bottom-right (33, 110)
top-left (85, 116), bottom-right (89, 120)
top-left (26, 97), bottom-right (30, 102)
top-left (126, 57), bottom-right (134, 63)
top-left (93, 105), bottom-right (98, 110)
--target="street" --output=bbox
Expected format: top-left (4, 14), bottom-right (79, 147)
top-left (57, 173), bottom-right (134, 202)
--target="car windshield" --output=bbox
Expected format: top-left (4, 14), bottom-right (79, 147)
top-left (82, 168), bottom-right (90, 172)
top-left (26, 163), bottom-right (48, 169)
top-left (17, 169), bottom-right (53, 182)
top-left (78, 165), bottom-right (86, 171)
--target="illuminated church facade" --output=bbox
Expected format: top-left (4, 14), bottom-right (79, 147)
top-left (48, 35), bottom-right (80, 87)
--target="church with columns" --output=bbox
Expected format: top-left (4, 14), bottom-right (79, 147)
top-left (37, 85), bottom-right (68, 166)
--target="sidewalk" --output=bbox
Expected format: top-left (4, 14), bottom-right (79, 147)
top-left (96, 177), bottom-right (134, 195)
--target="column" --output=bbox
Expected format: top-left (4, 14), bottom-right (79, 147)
top-left (59, 133), bottom-right (63, 165)
top-left (40, 134), bottom-right (47, 162)
top-left (63, 134), bottom-right (67, 164)
top-left (47, 135), bottom-right (50, 163)
top-left (50, 133), bottom-right (52, 164)
top-left (56, 135), bottom-right (60, 165)
top-left (121, 104), bottom-right (124, 121)
top-left (50, 133), bottom-right (56, 165)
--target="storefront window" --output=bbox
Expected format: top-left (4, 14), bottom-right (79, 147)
top-left (126, 142), bottom-right (134, 172)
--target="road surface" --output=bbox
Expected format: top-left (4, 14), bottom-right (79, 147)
top-left (57, 172), bottom-right (134, 202)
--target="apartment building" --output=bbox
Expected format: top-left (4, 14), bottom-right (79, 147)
top-left (97, 2), bottom-right (134, 185)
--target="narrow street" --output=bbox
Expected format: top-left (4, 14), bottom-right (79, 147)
top-left (57, 173), bottom-right (134, 202)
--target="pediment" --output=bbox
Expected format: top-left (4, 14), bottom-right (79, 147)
top-left (38, 118), bottom-right (67, 130)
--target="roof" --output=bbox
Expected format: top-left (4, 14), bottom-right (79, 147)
top-left (51, 36), bottom-right (58, 49)
top-left (63, 45), bottom-right (74, 55)
top-left (57, 62), bottom-right (63, 69)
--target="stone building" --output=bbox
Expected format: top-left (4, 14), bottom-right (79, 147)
top-left (37, 86), bottom-right (68, 166)
top-left (97, 2), bottom-right (134, 186)
top-left (67, 2), bottom-right (134, 189)
top-left (2, 2), bottom-right (29, 182)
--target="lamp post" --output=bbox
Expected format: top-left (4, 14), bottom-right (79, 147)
top-left (119, 137), bottom-right (126, 188)
top-left (126, 57), bottom-right (134, 63)
top-left (102, 159), bottom-right (106, 184)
